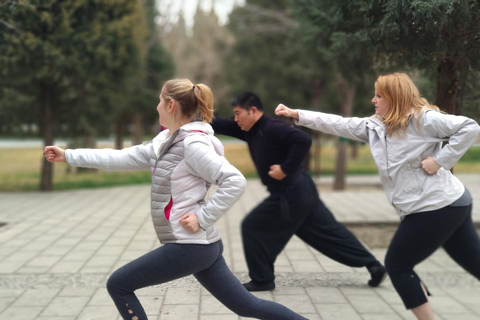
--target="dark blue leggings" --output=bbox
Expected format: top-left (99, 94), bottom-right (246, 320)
top-left (385, 204), bottom-right (480, 309)
top-left (107, 240), bottom-right (307, 320)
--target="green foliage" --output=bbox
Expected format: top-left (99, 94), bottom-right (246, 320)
top-left (221, 0), bottom-right (325, 116)
top-left (376, 0), bottom-right (480, 68)
top-left (292, 0), bottom-right (379, 81)
top-left (460, 69), bottom-right (480, 119)
top-left (120, 0), bottom-right (174, 137)
top-left (160, 4), bottom-right (233, 113)
top-left (0, 0), bottom-right (147, 137)
top-left (291, 0), bottom-right (480, 114)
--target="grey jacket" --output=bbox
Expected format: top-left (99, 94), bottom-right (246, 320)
top-left (65, 122), bottom-right (246, 244)
top-left (296, 108), bottom-right (480, 219)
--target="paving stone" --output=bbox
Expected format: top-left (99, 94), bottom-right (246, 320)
top-left (315, 303), bottom-right (362, 320)
top-left (49, 261), bottom-right (85, 274)
top-left (0, 306), bottom-right (44, 320)
top-left (273, 294), bottom-right (317, 314)
top-left (201, 315), bottom-right (238, 320)
top-left (306, 287), bottom-right (347, 304)
top-left (0, 174), bottom-right (479, 320)
top-left (12, 288), bottom-right (60, 307)
top-left (163, 287), bottom-right (200, 305)
top-left (158, 304), bottom-right (198, 320)
top-left (77, 305), bottom-right (119, 320)
top-left (361, 313), bottom-right (403, 320)
top-left (200, 295), bottom-right (233, 315)
top-left (41, 297), bottom-right (90, 317)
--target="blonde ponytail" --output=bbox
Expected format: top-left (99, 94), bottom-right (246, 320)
top-left (193, 84), bottom-right (214, 123)
top-left (162, 79), bottom-right (214, 123)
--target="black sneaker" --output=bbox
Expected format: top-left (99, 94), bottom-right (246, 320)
top-left (243, 280), bottom-right (276, 292)
top-left (368, 265), bottom-right (387, 287)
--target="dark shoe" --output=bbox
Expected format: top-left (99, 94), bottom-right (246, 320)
top-left (368, 264), bottom-right (387, 287)
top-left (243, 280), bottom-right (275, 292)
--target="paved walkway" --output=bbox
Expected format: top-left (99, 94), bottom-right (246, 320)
top-left (0, 174), bottom-right (479, 320)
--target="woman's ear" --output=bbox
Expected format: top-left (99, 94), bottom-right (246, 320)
top-left (168, 100), bottom-right (175, 113)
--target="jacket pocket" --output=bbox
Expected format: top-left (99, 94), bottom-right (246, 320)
top-left (164, 196), bottom-right (173, 220)
top-left (403, 162), bottom-right (428, 194)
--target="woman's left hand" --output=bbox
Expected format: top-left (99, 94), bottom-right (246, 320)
top-left (179, 213), bottom-right (200, 233)
top-left (421, 157), bottom-right (441, 175)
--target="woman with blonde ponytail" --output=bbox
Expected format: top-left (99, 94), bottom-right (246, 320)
top-left (275, 73), bottom-right (480, 320)
top-left (43, 78), bottom-right (307, 320)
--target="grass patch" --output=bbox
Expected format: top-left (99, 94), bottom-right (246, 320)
top-left (0, 143), bottom-right (478, 192)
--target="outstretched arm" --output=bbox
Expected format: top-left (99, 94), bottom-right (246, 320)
top-left (276, 103), bottom-right (370, 143)
top-left (44, 144), bottom-right (153, 171)
top-left (211, 117), bottom-right (245, 141)
top-left (44, 146), bottom-right (66, 162)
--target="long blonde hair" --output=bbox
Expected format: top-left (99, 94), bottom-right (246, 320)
top-left (375, 73), bottom-right (439, 136)
top-left (162, 79), bottom-right (214, 123)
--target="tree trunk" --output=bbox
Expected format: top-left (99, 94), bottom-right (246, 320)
top-left (435, 57), bottom-right (459, 174)
top-left (40, 86), bottom-right (54, 191)
top-left (313, 132), bottom-right (322, 177)
top-left (333, 76), bottom-right (355, 190)
top-left (351, 141), bottom-right (358, 159)
top-left (115, 121), bottom-right (125, 150)
top-left (302, 139), bottom-right (311, 172)
top-left (312, 79), bottom-right (323, 178)
top-left (435, 57), bottom-right (458, 115)
top-left (76, 124), bottom-right (97, 173)
top-left (334, 140), bottom-right (347, 190)
top-left (131, 112), bottom-right (144, 145)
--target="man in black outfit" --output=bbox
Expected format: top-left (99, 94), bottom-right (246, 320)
top-left (212, 92), bottom-right (386, 291)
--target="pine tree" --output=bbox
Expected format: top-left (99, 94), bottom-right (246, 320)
top-left (0, 0), bottom-right (146, 190)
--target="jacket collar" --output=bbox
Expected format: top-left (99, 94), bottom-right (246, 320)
top-left (152, 122), bottom-right (215, 158)
top-left (249, 113), bottom-right (266, 134)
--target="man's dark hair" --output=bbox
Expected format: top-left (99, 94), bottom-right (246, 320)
top-left (231, 92), bottom-right (264, 111)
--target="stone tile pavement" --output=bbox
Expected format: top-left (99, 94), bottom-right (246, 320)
top-left (0, 174), bottom-right (479, 320)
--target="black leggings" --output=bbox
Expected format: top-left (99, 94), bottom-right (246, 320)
top-left (385, 204), bottom-right (480, 309)
top-left (106, 240), bottom-right (307, 320)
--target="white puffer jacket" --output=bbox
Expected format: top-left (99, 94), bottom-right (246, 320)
top-left (65, 122), bottom-right (246, 244)
top-left (296, 108), bottom-right (480, 219)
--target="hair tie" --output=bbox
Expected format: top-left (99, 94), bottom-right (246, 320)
top-left (192, 85), bottom-right (195, 90)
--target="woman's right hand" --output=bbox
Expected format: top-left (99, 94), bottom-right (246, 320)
top-left (275, 104), bottom-right (299, 119)
top-left (43, 146), bottom-right (66, 162)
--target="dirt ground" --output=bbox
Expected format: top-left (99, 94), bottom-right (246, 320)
top-left (345, 224), bottom-right (398, 249)
top-left (346, 224), bottom-right (480, 249)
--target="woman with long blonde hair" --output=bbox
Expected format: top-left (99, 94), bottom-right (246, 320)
top-left (275, 73), bottom-right (480, 320)
top-left (44, 79), bottom-right (307, 320)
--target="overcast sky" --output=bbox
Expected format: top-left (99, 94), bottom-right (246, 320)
top-left (157, 0), bottom-right (245, 30)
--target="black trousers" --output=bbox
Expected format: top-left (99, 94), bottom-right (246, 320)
top-left (107, 241), bottom-right (307, 320)
top-left (242, 172), bottom-right (377, 283)
top-left (385, 204), bottom-right (480, 309)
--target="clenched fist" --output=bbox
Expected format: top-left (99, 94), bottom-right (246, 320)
top-left (43, 146), bottom-right (66, 162)
top-left (179, 213), bottom-right (201, 233)
top-left (275, 104), bottom-right (299, 119)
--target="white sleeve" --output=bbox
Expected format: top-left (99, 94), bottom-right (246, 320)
top-left (65, 143), bottom-right (153, 171)
top-left (295, 109), bottom-right (370, 143)
top-left (422, 110), bottom-right (480, 170)
top-left (184, 140), bottom-right (246, 230)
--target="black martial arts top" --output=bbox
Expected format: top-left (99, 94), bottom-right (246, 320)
top-left (211, 114), bottom-right (312, 188)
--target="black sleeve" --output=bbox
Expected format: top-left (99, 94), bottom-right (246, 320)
top-left (276, 124), bottom-right (312, 175)
top-left (211, 117), bottom-right (246, 141)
